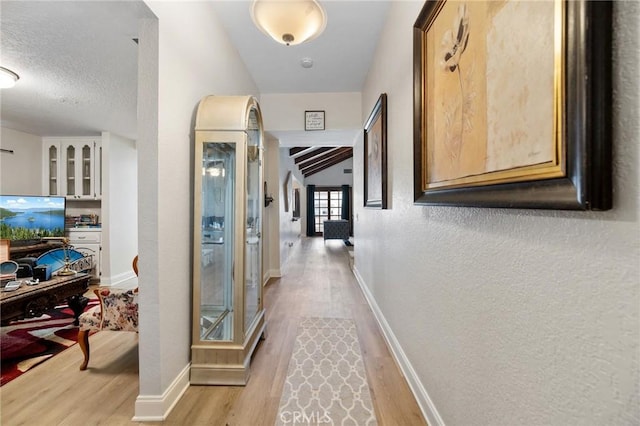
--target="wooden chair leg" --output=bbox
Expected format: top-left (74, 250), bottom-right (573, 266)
top-left (78, 329), bottom-right (90, 370)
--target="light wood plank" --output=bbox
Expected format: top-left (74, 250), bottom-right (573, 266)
top-left (1, 237), bottom-right (426, 425)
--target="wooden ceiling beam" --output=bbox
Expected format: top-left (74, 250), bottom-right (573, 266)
top-left (304, 151), bottom-right (353, 177)
top-left (294, 146), bottom-right (337, 164)
top-left (299, 147), bottom-right (351, 173)
top-left (289, 147), bottom-right (307, 156)
top-left (303, 148), bottom-right (353, 177)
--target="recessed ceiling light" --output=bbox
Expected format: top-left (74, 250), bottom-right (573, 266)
top-left (0, 67), bottom-right (20, 89)
top-left (300, 57), bottom-right (314, 69)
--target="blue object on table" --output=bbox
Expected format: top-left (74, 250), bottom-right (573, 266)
top-left (36, 248), bottom-right (86, 275)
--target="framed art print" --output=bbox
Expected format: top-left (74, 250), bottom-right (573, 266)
top-left (364, 94), bottom-right (388, 209)
top-left (305, 110), bottom-right (325, 131)
top-left (413, 0), bottom-right (612, 210)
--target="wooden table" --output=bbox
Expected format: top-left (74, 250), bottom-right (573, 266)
top-left (0, 273), bottom-right (91, 325)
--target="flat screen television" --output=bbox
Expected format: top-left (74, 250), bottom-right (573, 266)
top-left (0, 195), bottom-right (66, 246)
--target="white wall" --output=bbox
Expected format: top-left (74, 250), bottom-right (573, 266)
top-left (261, 92), bottom-right (361, 131)
top-left (279, 148), bottom-right (304, 268)
top-left (354, 2), bottom-right (639, 425)
top-left (101, 131), bottom-right (137, 285)
top-left (263, 136), bottom-right (281, 280)
top-left (304, 157), bottom-right (353, 187)
top-left (136, 1), bottom-right (259, 420)
top-left (0, 127), bottom-right (42, 195)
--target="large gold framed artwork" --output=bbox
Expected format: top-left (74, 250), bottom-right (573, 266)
top-left (413, 0), bottom-right (612, 210)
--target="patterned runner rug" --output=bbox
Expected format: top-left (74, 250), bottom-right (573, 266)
top-left (275, 317), bottom-right (378, 426)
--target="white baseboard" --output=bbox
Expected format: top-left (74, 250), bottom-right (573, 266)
top-left (352, 266), bottom-right (445, 426)
top-left (263, 268), bottom-right (282, 286)
top-left (132, 363), bottom-right (190, 422)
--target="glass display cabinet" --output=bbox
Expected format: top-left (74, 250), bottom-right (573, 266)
top-left (191, 95), bottom-right (266, 385)
top-left (42, 138), bottom-right (101, 199)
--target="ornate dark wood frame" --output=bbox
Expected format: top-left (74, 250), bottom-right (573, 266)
top-left (364, 93), bottom-right (388, 209)
top-left (413, 0), bottom-right (612, 210)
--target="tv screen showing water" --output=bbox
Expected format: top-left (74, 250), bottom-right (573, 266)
top-left (0, 195), bottom-right (66, 242)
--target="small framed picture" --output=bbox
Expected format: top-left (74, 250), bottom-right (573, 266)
top-left (305, 110), bottom-right (325, 131)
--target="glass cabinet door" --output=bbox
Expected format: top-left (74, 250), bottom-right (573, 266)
top-left (66, 145), bottom-right (76, 196)
top-left (48, 145), bottom-right (58, 195)
top-left (199, 142), bottom-right (236, 341)
top-left (82, 144), bottom-right (92, 196)
top-left (244, 108), bottom-right (262, 334)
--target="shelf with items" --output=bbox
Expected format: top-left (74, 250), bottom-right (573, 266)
top-left (65, 213), bottom-right (100, 229)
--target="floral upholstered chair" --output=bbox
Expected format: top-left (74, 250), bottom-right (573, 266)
top-left (78, 256), bottom-right (139, 370)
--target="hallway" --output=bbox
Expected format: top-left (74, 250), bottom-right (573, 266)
top-left (0, 237), bottom-right (425, 425)
top-left (160, 236), bottom-right (426, 425)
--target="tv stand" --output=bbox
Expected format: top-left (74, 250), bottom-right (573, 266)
top-left (9, 241), bottom-right (63, 260)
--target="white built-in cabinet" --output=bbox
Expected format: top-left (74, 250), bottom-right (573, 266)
top-left (66, 228), bottom-right (101, 281)
top-left (43, 137), bottom-right (102, 199)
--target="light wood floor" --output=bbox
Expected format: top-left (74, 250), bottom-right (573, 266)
top-left (0, 237), bottom-right (426, 426)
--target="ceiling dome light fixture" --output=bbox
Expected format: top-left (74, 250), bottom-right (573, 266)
top-left (0, 67), bottom-right (19, 89)
top-left (251, 0), bottom-right (327, 46)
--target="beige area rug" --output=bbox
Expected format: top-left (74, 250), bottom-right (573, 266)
top-left (275, 318), bottom-right (378, 426)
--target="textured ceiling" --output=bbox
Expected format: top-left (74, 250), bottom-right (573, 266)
top-left (0, 1), bottom-right (389, 143)
top-left (0, 1), bottom-right (153, 140)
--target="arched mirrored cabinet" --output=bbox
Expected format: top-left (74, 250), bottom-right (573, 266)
top-left (191, 95), bottom-right (265, 385)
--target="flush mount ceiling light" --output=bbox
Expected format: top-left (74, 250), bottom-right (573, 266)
top-left (251, 0), bottom-right (326, 46)
top-left (0, 67), bottom-right (19, 89)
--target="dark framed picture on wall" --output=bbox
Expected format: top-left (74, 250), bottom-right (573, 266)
top-left (292, 188), bottom-right (301, 219)
top-left (364, 93), bottom-right (388, 209)
top-left (413, 0), bottom-right (612, 210)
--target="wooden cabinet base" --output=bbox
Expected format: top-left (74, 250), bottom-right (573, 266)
top-left (190, 316), bottom-right (265, 385)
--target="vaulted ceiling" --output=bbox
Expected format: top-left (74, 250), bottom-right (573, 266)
top-left (289, 146), bottom-right (353, 177)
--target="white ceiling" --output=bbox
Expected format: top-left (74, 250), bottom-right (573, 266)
top-left (0, 1), bottom-right (390, 142)
top-left (211, 0), bottom-right (390, 94)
